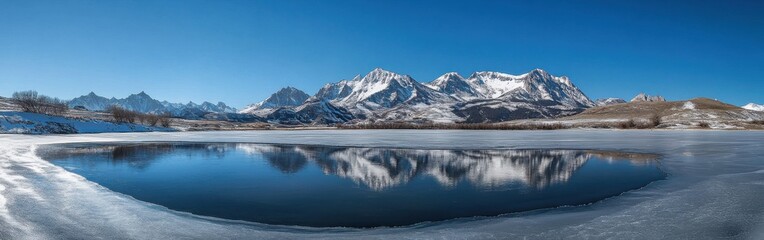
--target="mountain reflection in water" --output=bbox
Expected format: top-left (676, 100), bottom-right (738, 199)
top-left (43, 143), bottom-right (659, 191)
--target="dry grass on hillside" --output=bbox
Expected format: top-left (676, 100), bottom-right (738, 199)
top-left (570, 98), bottom-right (739, 120)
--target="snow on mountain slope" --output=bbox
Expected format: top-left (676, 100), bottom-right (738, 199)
top-left (336, 68), bottom-right (452, 109)
top-left (452, 99), bottom-right (584, 123)
top-left (438, 69), bottom-right (593, 123)
top-left (490, 69), bottom-right (594, 108)
top-left (67, 92), bottom-right (113, 111)
top-left (197, 102), bottom-right (236, 113)
top-left (466, 71), bottom-right (528, 99)
top-left (427, 69), bottom-right (593, 108)
top-left (296, 99), bottom-right (354, 124)
top-left (742, 103), bottom-right (764, 111)
top-left (239, 87), bottom-right (310, 115)
top-left (312, 77), bottom-right (356, 102)
top-left (426, 72), bottom-right (482, 101)
top-left (596, 98), bottom-right (627, 106)
top-left (631, 93), bottom-right (666, 102)
top-left (377, 102), bottom-right (462, 123)
top-left (119, 92), bottom-right (167, 113)
top-left (265, 99), bottom-right (353, 125)
top-left (257, 68), bottom-right (595, 123)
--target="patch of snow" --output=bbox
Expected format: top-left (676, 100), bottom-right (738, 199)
top-left (682, 101), bottom-right (696, 110)
top-left (0, 112), bottom-right (172, 134)
top-left (468, 71), bottom-right (525, 98)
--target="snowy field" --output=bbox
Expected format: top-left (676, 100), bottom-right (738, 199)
top-left (1, 130), bottom-right (763, 239)
top-left (0, 111), bottom-right (171, 134)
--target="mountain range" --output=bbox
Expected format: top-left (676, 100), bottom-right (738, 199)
top-left (241, 68), bottom-right (595, 124)
top-left (67, 68), bottom-right (740, 126)
top-left (595, 98), bottom-right (627, 106)
top-left (68, 91), bottom-right (238, 119)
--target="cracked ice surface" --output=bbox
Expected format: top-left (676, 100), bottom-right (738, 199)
top-left (1, 130), bottom-right (764, 239)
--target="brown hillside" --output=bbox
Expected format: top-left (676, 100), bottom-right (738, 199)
top-left (568, 98), bottom-right (741, 120)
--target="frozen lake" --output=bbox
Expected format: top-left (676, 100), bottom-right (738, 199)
top-left (1, 130), bottom-right (763, 239)
top-left (39, 143), bottom-right (665, 227)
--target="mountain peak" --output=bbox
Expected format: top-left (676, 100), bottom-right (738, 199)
top-left (426, 72), bottom-right (478, 100)
top-left (742, 103), bottom-right (764, 111)
top-left (530, 68), bottom-right (546, 73)
top-left (278, 86), bottom-right (302, 93)
top-left (527, 68), bottom-right (552, 79)
top-left (365, 67), bottom-right (406, 79)
top-left (246, 87), bottom-right (310, 111)
top-left (132, 91), bottom-right (151, 98)
top-left (442, 72), bottom-right (462, 77)
top-left (430, 72), bottom-right (465, 86)
top-left (630, 93), bottom-right (666, 102)
top-left (595, 98), bottom-right (627, 106)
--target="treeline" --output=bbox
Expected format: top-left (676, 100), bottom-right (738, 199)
top-left (338, 122), bottom-right (568, 130)
top-left (10, 90), bottom-right (68, 115)
top-left (105, 105), bottom-right (172, 127)
top-left (338, 115), bottom-right (663, 130)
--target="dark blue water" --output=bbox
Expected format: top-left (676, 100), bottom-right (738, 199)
top-left (40, 143), bottom-right (666, 228)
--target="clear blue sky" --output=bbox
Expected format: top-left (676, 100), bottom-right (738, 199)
top-left (1, 0), bottom-right (762, 108)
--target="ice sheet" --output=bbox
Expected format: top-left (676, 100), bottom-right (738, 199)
top-left (1, 130), bottom-right (763, 239)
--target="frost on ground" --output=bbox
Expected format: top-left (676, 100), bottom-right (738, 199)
top-left (1, 130), bottom-right (764, 239)
top-left (682, 101), bottom-right (696, 110)
top-left (0, 112), bottom-right (171, 134)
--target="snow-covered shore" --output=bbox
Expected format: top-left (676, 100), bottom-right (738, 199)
top-left (1, 130), bottom-right (763, 239)
top-left (0, 111), bottom-right (172, 134)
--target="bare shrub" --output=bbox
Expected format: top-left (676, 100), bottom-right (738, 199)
top-left (649, 114), bottom-right (662, 128)
top-left (105, 105), bottom-right (170, 127)
top-left (617, 119), bottom-right (637, 129)
top-left (136, 114), bottom-right (147, 124)
top-left (11, 90), bottom-right (68, 115)
top-left (159, 113), bottom-right (172, 128)
top-left (698, 122), bottom-right (710, 129)
top-left (145, 114), bottom-right (160, 126)
top-left (106, 105), bottom-right (139, 123)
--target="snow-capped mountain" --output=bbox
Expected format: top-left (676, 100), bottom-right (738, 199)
top-left (239, 87), bottom-right (310, 115)
top-left (425, 72), bottom-right (480, 101)
top-left (742, 103), bottom-right (764, 111)
top-left (197, 101), bottom-right (236, 113)
top-left (631, 93), bottom-right (666, 102)
top-left (69, 91), bottom-right (165, 113)
top-left (501, 69), bottom-right (594, 108)
top-left (426, 69), bottom-right (593, 108)
top-left (162, 101), bottom-right (237, 119)
top-left (68, 92), bottom-right (236, 117)
top-left (595, 98), bottom-right (627, 106)
top-left (327, 68), bottom-right (452, 110)
top-left (245, 67), bottom-right (595, 124)
top-left (119, 92), bottom-right (167, 113)
top-left (447, 69), bottom-right (593, 122)
top-left (265, 99), bottom-right (354, 125)
top-left (67, 92), bottom-right (114, 111)
top-left (312, 77), bottom-right (357, 102)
